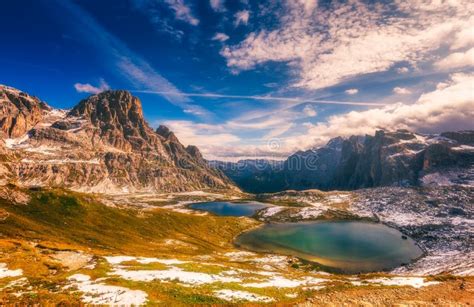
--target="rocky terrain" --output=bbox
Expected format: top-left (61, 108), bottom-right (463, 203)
top-left (0, 186), bottom-right (472, 305)
top-left (256, 186), bottom-right (474, 277)
top-left (215, 129), bottom-right (474, 193)
top-left (0, 85), bottom-right (235, 193)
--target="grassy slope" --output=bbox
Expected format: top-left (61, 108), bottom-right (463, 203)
top-left (0, 188), bottom-right (261, 304)
top-left (0, 189), bottom-right (257, 256)
top-left (0, 188), bottom-right (472, 305)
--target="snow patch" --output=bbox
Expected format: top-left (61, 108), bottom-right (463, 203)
top-left (23, 145), bottom-right (59, 155)
top-left (224, 251), bottom-right (257, 260)
top-left (366, 277), bottom-right (440, 288)
top-left (421, 172), bottom-right (454, 186)
top-left (66, 274), bottom-right (148, 305)
top-left (0, 263), bottom-right (22, 278)
top-left (110, 266), bottom-right (241, 285)
top-left (259, 206), bottom-right (285, 217)
top-left (452, 145), bottom-right (474, 151)
top-left (4, 134), bottom-right (29, 149)
top-left (214, 289), bottom-right (274, 302)
top-left (327, 194), bottom-right (350, 203)
top-left (293, 206), bottom-right (325, 219)
top-left (392, 251), bottom-right (474, 276)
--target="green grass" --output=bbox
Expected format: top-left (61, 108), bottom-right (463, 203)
top-left (175, 262), bottom-right (227, 275)
top-left (119, 261), bottom-right (169, 271)
top-left (0, 188), bottom-right (259, 257)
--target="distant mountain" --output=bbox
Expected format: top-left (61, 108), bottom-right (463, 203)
top-left (0, 85), bottom-right (236, 193)
top-left (209, 159), bottom-right (285, 193)
top-left (213, 130), bottom-right (474, 193)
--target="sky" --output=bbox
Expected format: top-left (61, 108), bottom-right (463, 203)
top-left (0, 0), bottom-right (473, 161)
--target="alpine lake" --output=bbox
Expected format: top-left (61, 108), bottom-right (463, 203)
top-left (189, 201), bottom-right (423, 273)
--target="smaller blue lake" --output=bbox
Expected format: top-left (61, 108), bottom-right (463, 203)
top-left (189, 201), bottom-right (271, 217)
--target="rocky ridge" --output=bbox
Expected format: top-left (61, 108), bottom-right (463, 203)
top-left (215, 130), bottom-right (474, 193)
top-left (0, 85), bottom-right (235, 193)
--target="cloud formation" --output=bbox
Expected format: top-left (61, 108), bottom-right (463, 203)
top-left (345, 89), bottom-right (358, 95)
top-left (284, 73), bottom-right (474, 151)
top-left (435, 47), bottom-right (474, 70)
top-left (393, 87), bottom-right (411, 95)
top-left (212, 32), bottom-right (229, 42)
top-left (135, 90), bottom-right (387, 106)
top-left (163, 120), bottom-right (240, 150)
top-left (165, 73), bottom-right (474, 161)
top-left (397, 67), bottom-right (410, 74)
top-left (163, 0), bottom-right (199, 25)
top-left (74, 79), bottom-right (110, 94)
top-left (209, 0), bottom-right (225, 12)
top-left (234, 10), bottom-right (249, 27)
top-left (221, 0), bottom-right (474, 90)
top-left (303, 105), bottom-right (317, 117)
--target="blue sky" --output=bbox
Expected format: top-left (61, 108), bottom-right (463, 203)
top-left (1, 0), bottom-right (473, 160)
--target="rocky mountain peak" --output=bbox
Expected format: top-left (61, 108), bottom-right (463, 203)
top-left (0, 85), bottom-right (50, 138)
top-left (0, 85), bottom-right (236, 193)
top-left (156, 125), bottom-right (179, 143)
top-left (325, 136), bottom-right (345, 150)
top-left (186, 145), bottom-right (204, 162)
top-left (69, 90), bottom-right (144, 126)
top-left (68, 90), bottom-right (160, 151)
top-left (440, 131), bottom-right (474, 145)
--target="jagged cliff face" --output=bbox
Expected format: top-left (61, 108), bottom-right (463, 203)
top-left (0, 85), bottom-right (236, 193)
top-left (0, 86), bottom-right (51, 138)
top-left (215, 130), bottom-right (474, 193)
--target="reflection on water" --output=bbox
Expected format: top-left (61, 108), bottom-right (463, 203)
top-left (235, 221), bottom-right (423, 273)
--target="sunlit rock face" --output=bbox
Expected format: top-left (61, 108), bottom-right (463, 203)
top-left (0, 85), bottom-right (51, 138)
top-left (0, 86), bottom-right (236, 193)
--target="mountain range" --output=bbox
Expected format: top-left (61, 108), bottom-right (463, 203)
top-left (1, 84), bottom-right (473, 195)
top-left (0, 85), bottom-right (234, 193)
top-left (212, 130), bottom-right (474, 193)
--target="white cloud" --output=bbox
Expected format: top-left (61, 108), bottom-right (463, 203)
top-left (163, 0), bottom-right (199, 26)
top-left (435, 48), bottom-right (474, 70)
top-left (284, 73), bottom-right (474, 151)
top-left (397, 67), bottom-right (410, 74)
top-left (135, 90), bottom-right (385, 106)
top-left (345, 88), bottom-right (359, 95)
top-left (393, 87), bottom-right (412, 95)
top-left (166, 74), bottom-right (474, 161)
top-left (450, 26), bottom-right (474, 50)
top-left (303, 105), bottom-right (317, 117)
top-left (212, 32), bottom-right (230, 42)
top-left (221, 0), bottom-right (474, 90)
top-left (209, 0), bottom-right (225, 12)
top-left (74, 79), bottom-right (110, 94)
top-left (263, 123), bottom-right (294, 139)
top-left (162, 120), bottom-right (240, 157)
top-left (234, 10), bottom-right (250, 27)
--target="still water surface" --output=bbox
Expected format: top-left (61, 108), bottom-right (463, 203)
top-left (235, 221), bottom-right (423, 273)
top-left (189, 201), bottom-right (270, 217)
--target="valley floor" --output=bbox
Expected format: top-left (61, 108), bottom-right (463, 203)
top-left (0, 186), bottom-right (472, 305)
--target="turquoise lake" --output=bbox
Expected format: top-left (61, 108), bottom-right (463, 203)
top-left (189, 201), bottom-right (270, 217)
top-left (235, 221), bottom-right (423, 273)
